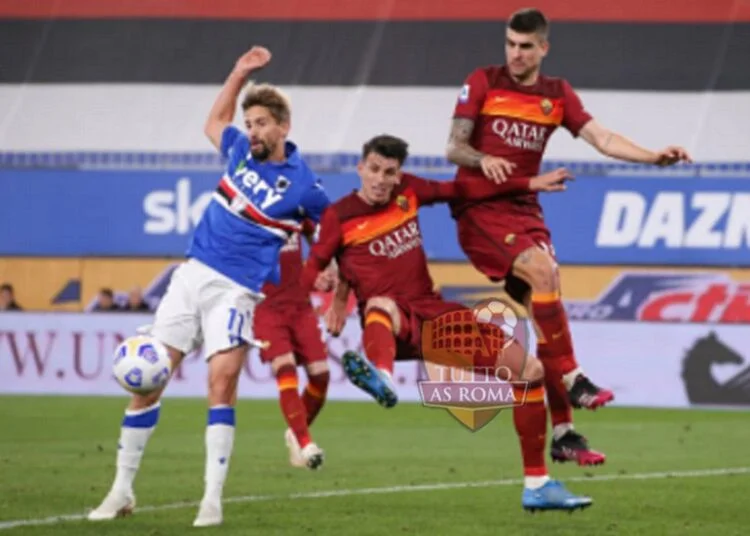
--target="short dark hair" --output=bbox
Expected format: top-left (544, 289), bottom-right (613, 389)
top-left (241, 83), bottom-right (291, 124)
top-left (508, 8), bottom-right (549, 38)
top-left (99, 288), bottom-right (114, 299)
top-left (362, 135), bottom-right (409, 165)
top-left (0, 283), bottom-right (13, 293)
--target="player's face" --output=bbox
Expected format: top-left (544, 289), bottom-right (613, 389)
top-left (505, 29), bottom-right (548, 82)
top-left (357, 152), bottom-right (402, 205)
top-left (243, 105), bottom-right (290, 161)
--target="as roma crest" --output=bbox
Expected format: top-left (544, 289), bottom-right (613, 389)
top-left (418, 299), bottom-right (531, 432)
top-left (540, 98), bottom-right (554, 116)
top-left (396, 195), bottom-right (410, 212)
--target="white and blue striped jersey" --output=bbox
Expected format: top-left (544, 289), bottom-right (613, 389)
top-left (186, 125), bottom-right (329, 293)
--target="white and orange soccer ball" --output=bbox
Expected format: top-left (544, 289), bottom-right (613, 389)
top-left (113, 335), bottom-right (172, 395)
top-left (473, 299), bottom-right (519, 349)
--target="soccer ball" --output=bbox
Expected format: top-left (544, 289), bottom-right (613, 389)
top-left (473, 299), bottom-right (519, 348)
top-left (113, 335), bottom-right (172, 395)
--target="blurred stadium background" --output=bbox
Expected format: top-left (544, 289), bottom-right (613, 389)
top-left (1, 1), bottom-right (750, 534)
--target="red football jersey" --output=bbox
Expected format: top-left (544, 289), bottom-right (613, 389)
top-left (452, 65), bottom-right (592, 216)
top-left (260, 232), bottom-right (308, 307)
top-left (301, 174), bottom-right (456, 308)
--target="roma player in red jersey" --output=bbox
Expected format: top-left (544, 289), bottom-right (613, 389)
top-left (301, 134), bottom-right (592, 512)
top-left (445, 9), bottom-right (692, 466)
top-left (254, 230), bottom-right (334, 470)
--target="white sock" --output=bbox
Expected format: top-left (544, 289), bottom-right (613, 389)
top-left (112, 402), bottom-right (161, 494)
top-left (561, 367), bottom-right (584, 390)
top-left (553, 423), bottom-right (575, 441)
top-left (378, 368), bottom-right (394, 383)
top-left (525, 475), bottom-right (551, 490)
top-left (203, 406), bottom-right (236, 501)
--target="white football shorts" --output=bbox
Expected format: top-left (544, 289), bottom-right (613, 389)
top-left (150, 258), bottom-right (263, 360)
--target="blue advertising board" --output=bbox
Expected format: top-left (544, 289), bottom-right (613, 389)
top-left (1, 166), bottom-right (749, 266)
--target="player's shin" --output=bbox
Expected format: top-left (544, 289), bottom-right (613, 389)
top-left (538, 344), bottom-right (574, 436)
top-left (531, 292), bottom-right (581, 386)
top-left (512, 382), bottom-right (549, 489)
top-left (276, 365), bottom-right (312, 447)
top-left (363, 308), bottom-right (396, 376)
top-left (113, 400), bottom-right (161, 494)
top-left (302, 370), bottom-right (330, 426)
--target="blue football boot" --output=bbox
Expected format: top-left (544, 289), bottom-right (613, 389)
top-left (341, 351), bottom-right (398, 408)
top-left (522, 480), bottom-right (593, 513)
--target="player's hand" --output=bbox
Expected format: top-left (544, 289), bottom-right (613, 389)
top-left (480, 155), bottom-right (516, 184)
top-left (233, 46), bottom-right (272, 77)
top-left (314, 268), bottom-right (336, 293)
top-left (324, 301), bottom-right (347, 337)
top-left (654, 146), bottom-right (693, 167)
top-left (529, 168), bottom-right (574, 193)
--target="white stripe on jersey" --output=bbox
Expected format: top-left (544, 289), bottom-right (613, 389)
top-left (220, 176), bottom-right (303, 230)
top-left (211, 192), bottom-right (289, 240)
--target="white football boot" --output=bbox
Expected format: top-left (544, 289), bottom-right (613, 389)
top-left (284, 428), bottom-right (307, 468)
top-left (300, 443), bottom-right (325, 470)
top-left (193, 498), bottom-right (222, 527)
top-left (87, 489), bottom-right (136, 521)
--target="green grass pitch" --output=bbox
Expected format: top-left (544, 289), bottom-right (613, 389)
top-left (1, 396), bottom-right (749, 535)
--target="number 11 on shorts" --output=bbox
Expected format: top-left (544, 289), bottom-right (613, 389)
top-left (227, 307), bottom-right (246, 346)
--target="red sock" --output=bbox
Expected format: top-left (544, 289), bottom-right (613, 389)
top-left (302, 371), bottom-right (330, 426)
top-left (531, 292), bottom-right (577, 376)
top-left (512, 382), bottom-right (548, 477)
top-left (276, 365), bottom-right (311, 448)
top-left (538, 344), bottom-right (573, 427)
top-left (363, 308), bottom-right (396, 374)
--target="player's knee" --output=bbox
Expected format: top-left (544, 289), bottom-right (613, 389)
top-left (207, 348), bottom-right (246, 405)
top-left (129, 390), bottom-right (162, 411)
top-left (270, 353), bottom-right (296, 376)
top-left (365, 297), bottom-right (400, 333)
top-left (512, 248), bottom-right (558, 293)
top-left (521, 356), bottom-right (544, 383)
top-left (305, 360), bottom-right (329, 377)
top-left (306, 368), bottom-right (330, 398)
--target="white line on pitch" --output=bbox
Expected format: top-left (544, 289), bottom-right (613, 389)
top-left (0, 466), bottom-right (747, 531)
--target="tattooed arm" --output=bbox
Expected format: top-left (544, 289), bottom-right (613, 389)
top-left (446, 118), bottom-right (515, 183)
top-left (445, 118), bottom-right (485, 168)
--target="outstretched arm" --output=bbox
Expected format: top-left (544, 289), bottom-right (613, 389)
top-left (579, 120), bottom-right (693, 166)
top-left (404, 167), bottom-right (573, 207)
top-left (204, 46), bottom-right (272, 152)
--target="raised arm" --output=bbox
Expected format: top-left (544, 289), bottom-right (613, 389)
top-left (204, 46), bottom-right (272, 151)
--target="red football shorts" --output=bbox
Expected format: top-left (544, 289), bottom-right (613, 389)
top-left (391, 295), bottom-right (467, 360)
top-left (390, 295), bottom-right (506, 371)
top-left (254, 304), bottom-right (327, 364)
top-left (456, 204), bottom-right (554, 282)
